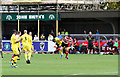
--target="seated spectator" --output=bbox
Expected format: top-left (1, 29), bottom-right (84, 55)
top-left (107, 38), bottom-right (113, 54)
top-left (100, 38), bottom-right (104, 52)
top-left (80, 38), bottom-right (88, 54)
top-left (33, 35), bottom-right (38, 41)
top-left (102, 42), bottom-right (108, 54)
top-left (48, 34), bottom-right (54, 41)
top-left (40, 34), bottom-right (45, 40)
top-left (70, 38), bottom-right (79, 54)
top-left (112, 38), bottom-right (119, 54)
top-left (93, 39), bottom-right (99, 54)
top-left (56, 32), bottom-right (62, 40)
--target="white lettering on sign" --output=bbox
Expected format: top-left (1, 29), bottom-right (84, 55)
top-left (39, 15), bottom-right (44, 19)
top-left (16, 15), bottom-right (27, 20)
top-left (29, 15), bottom-right (38, 19)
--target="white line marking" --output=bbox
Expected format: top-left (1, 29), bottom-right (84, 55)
top-left (64, 72), bottom-right (118, 77)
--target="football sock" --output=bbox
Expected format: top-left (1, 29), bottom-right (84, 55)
top-left (25, 53), bottom-right (28, 60)
top-left (56, 48), bottom-right (60, 51)
top-left (11, 55), bottom-right (14, 61)
top-left (59, 50), bottom-right (63, 55)
top-left (28, 52), bottom-right (31, 60)
top-left (13, 56), bottom-right (18, 66)
top-left (65, 51), bottom-right (69, 57)
top-left (103, 50), bottom-right (106, 53)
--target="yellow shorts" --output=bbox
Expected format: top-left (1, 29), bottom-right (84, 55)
top-left (12, 47), bottom-right (19, 55)
top-left (22, 45), bottom-right (31, 51)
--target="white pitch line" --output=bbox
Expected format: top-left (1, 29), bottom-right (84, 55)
top-left (63, 72), bottom-right (118, 77)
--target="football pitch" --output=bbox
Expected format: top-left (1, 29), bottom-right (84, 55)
top-left (1, 54), bottom-right (118, 75)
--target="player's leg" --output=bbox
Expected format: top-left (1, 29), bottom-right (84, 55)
top-left (26, 46), bottom-right (32, 64)
top-left (31, 45), bottom-right (34, 57)
top-left (12, 48), bottom-right (19, 67)
top-left (65, 47), bottom-right (70, 59)
top-left (0, 49), bottom-right (3, 58)
top-left (10, 48), bottom-right (15, 63)
top-left (27, 51), bottom-right (31, 64)
top-left (59, 47), bottom-right (64, 58)
top-left (25, 51), bottom-right (28, 61)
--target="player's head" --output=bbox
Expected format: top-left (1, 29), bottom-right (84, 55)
top-left (100, 38), bottom-right (102, 42)
top-left (29, 32), bottom-right (32, 36)
top-left (109, 38), bottom-right (113, 42)
top-left (58, 32), bottom-right (61, 36)
top-left (115, 38), bottom-right (118, 41)
top-left (18, 31), bottom-right (21, 36)
top-left (12, 29), bottom-right (17, 34)
top-left (24, 30), bottom-right (27, 34)
top-left (89, 31), bottom-right (92, 36)
top-left (15, 31), bottom-right (18, 35)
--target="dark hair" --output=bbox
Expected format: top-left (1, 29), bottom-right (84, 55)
top-left (12, 29), bottom-right (16, 34)
top-left (18, 31), bottom-right (21, 34)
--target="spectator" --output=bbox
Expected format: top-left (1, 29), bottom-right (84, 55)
top-left (33, 35), bottom-right (38, 41)
top-left (61, 29), bottom-right (68, 37)
top-left (107, 38), bottom-right (113, 54)
top-left (0, 38), bottom-right (3, 58)
top-left (96, 29), bottom-right (100, 40)
top-left (102, 42), bottom-right (108, 54)
top-left (112, 38), bottom-right (119, 54)
top-left (51, 30), bottom-right (55, 37)
top-left (83, 30), bottom-right (87, 39)
top-left (40, 34), bottom-right (45, 40)
top-left (93, 39), bottom-right (99, 54)
top-left (83, 30), bottom-right (87, 34)
top-left (80, 38), bottom-right (88, 54)
top-left (87, 32), bottom-right (94, 54)
top-left (71, 38), bottom-right (79, 54)
top-left (48, 34), bottom-right (54, 41)
top-left (56, 32), bottom-right (62, 40)
top-left (100, 38), bottom-right (104, 51)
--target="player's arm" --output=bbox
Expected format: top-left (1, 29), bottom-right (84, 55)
top-left (15, 38), bottom-right (23, 43)
top-left (62, 38), bottom-right (68, 44)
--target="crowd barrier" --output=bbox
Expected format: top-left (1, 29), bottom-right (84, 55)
top-left (2, 40), bottom-right (56, 52)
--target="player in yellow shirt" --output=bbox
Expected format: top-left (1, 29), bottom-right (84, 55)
top-left (29, 32), bottom-right (34, 56)
top-left (21, 30), bottom-right (32, 64)
top-left (10, 30), bottom-right (22, 68)
top-left (10, 30), bottom-right (17, 64)
top-left (54, 37), bottom-right (64, 58)
top-left (16, 31), bottom-right (22, 58)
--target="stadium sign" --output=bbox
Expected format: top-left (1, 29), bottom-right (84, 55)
top-left (2, 14), bottom-right (59, 21)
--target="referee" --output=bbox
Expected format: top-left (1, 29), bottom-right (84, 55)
top-left (87, 32), bottom-right (94, 54)
top-left (0, 38), bottom-right (3, 58)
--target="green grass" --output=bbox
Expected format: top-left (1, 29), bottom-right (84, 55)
top-left (2, 53), bottom-right (118, 75)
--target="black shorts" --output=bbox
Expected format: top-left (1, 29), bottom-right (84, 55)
top-left (88, 44), bottom-right (93, 49)
top-left (62, 42), bottom-right (68, 48)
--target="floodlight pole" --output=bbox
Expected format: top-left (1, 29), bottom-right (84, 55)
top-left (38, 4), bottom-right (40, 40)
top-left (18, 4), bottom-right (20, 32)
top-left (0, 13), bottom-right (2, 39)
top-left (56, 0), bottom-right (58, 36)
